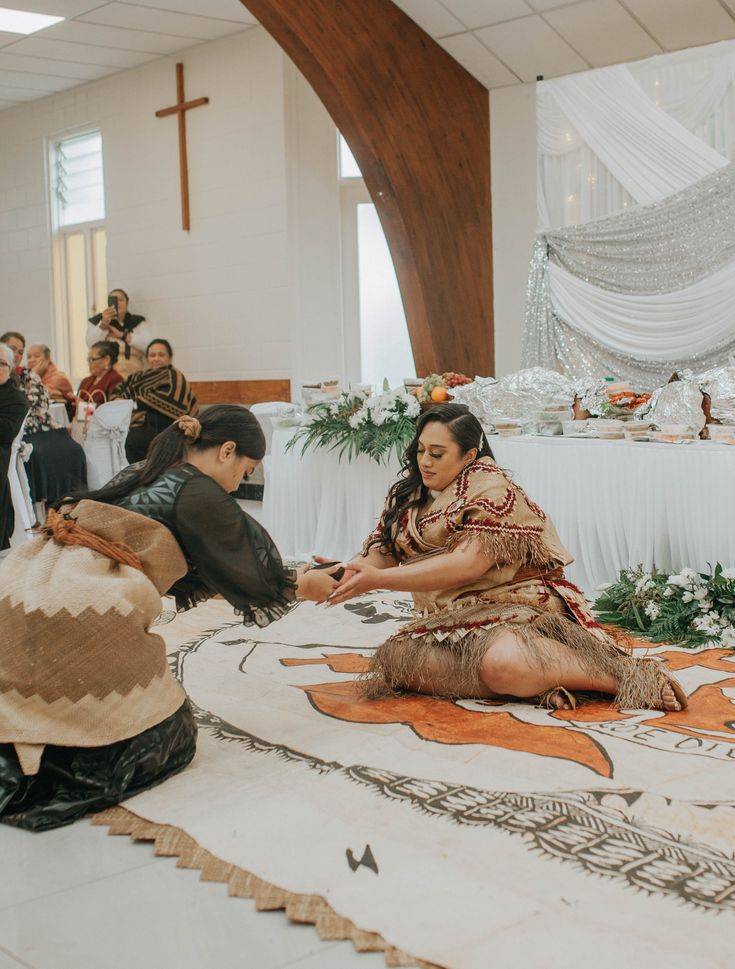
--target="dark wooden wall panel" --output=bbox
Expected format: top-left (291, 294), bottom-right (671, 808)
top-left (191, 379), bottom-right (291, 405)
top-left (239, 0), bottom-right (494, 377)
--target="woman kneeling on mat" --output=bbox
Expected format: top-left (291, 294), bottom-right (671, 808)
top-left (329, 404), bottom-right (687, 714)
top-left (0, 405), bottom-right (339, 830)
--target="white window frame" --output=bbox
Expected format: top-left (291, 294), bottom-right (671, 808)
top-left (46, 127), bottom-right (107, 380)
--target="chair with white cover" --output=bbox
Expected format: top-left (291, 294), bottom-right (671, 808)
top-left (8, 413), bottom-right (33, 548)
top-left (83, 399), bottom-right (134, 491)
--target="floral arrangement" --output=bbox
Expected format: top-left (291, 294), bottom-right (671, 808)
top-left (417, 371), bottom-right (472, 404)
top-left (287, 383), bottom-right (420, 463)
top-left (593, 564), bottom-right (735, 648)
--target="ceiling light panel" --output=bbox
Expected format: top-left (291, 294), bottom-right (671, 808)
top-left (0, 6), bottom-right (62, 33)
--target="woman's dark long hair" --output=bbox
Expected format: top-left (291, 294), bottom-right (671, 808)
top-left (368, 403), bottom-right (494, 558)
top-left (54, 403), bottom-right (265, 508)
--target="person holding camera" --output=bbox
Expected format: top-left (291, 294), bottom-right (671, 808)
top-left (86, 288), bottom-right (152, 377)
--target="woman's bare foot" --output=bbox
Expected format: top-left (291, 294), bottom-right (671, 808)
top-left (661, 681), bottom-right (683, 713)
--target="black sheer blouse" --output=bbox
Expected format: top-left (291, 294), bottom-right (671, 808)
top-left (115, 464), bottom-right (296, 626)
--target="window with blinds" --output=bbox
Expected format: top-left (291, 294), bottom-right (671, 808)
top-left (52, 130), bottom-right (105, 227)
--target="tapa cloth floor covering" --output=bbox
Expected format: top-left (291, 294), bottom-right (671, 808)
top-left (104, 593), bottom-right (735, 968)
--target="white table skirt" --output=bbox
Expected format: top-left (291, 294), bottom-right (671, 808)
top-left (263, 429), bottom-right (400, 562)
top-left (491, 436), bottom-right (735, 596)
top-left (263, 430), bottom-right (735, 596)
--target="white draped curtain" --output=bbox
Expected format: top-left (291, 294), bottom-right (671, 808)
top-left (526, 39), bottom-right (735, 386)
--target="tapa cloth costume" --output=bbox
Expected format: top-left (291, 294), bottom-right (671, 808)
top-left (113, 365), bottom-right (198, 464)
top-left (361, 458), bottom-right (679, 708)
top-left (0, 464), bottom-right (297, 830)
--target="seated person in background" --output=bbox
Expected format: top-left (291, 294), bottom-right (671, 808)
top-left (26, 344), bottom-right (75, 418)
top-left (77, 340), bottom-right (124, 406)
top-left (114, 339), bottom-right (198, 464)
top-left (0, 333), bottom-right (86, 510)
top-left (86, 288), bottom-right (152, 378)
top-left (330, 404), bottom-right (686, 714)
top-left (0, 343), bottom-right (30, 551)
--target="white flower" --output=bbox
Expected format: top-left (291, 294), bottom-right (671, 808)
top-left (644, 602), bottom-right (660, 620)
top-left (722, 567), bottom-right (735, 580)
top-left (403, 394), bottom-right (420, 417)
top-left (718, 625), bottom-right (735, 647)
top-left (634, 575), bottom-right (654, 595)
top-left (663, 586), bottom-right (675, 598)
top-left (349, 409), bottom-right (368, 428)
top-left (371, 409), bottom-right (387, 426)
top-left (682, 591), bottom-right (694, 603)
top-left (666, 574), bottom-right (684, 587)
top-left (680, 568), bottom-right (696, 580)
top-left (693, 588), bottom-right (709, 601)
top-left (698, 599), bottom-right (713, 612)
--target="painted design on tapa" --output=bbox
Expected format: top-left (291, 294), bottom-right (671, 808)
top-left (166, 598), bottom-right (735, 915)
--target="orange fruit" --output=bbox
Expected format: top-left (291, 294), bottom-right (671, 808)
top-left (430, 386), bottom-right (449, 402)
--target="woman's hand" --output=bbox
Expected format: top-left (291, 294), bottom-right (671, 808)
top-left (326, 560), bottom-right (382, 606)
top-left (295, 564), bottom-right (340, 603)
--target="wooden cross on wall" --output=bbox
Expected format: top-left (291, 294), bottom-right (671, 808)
top-left (155, 62), bottom-right (209, 231)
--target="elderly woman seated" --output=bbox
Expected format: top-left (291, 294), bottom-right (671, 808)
top-left (77, 340), bottom-right (124, 406)
top-left (27, 344), bottom-right (75, 417)
top-left (0, 332), bottom-right (86, 513)
top-left (113, 339), bottom-right (198, 464)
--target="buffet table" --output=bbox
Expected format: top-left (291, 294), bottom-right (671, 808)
top-left (263, 430), bottom-right (735, 595)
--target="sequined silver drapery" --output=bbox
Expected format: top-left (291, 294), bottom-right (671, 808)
top-left (523, 163), bottom-right (735, 389)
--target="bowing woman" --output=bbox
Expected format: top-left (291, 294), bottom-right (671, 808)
top-left (0, 405), bottom-right (340, 830)
top-left (114, 339), bottom-right (198, 464)
top-left (330, 404), bottom-right (687, 714)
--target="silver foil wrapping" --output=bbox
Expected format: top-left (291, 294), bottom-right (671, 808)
top-left (700, 357), bottom-right (735, 424)
top-left (452, 368), bottom-right (574, 425)
top-left (647, 377), bottom-right (706, 432)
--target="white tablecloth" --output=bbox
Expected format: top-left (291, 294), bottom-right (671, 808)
top-left (263, 430), bottom-right (735, 595)
top-left (263, 429), bottom-right (399, 561)
top-left (491, 436), bottom-right (735, 595)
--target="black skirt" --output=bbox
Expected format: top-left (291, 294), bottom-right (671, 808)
top-left (0, 701), bottom-right (197, 831)
top-left (24, 428), bottom-right (87, 504)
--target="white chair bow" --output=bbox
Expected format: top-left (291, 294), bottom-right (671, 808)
top-left (83, 400), bottom-right (134, 490)
top-left (8, 413), bottom-right (33, 547)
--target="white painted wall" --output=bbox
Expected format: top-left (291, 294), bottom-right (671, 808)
top-left (0, 23), bottom-right (537, 389)
top-left (0, 27), bottom-right (297, 384)
top-left (489, 82), bottom-right (537, 377)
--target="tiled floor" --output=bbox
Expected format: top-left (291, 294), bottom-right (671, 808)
top-left (0, 820), bottom-right (386, 969)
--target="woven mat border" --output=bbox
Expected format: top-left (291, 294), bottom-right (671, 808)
top-left (92, 806), bottom-right (440, 969)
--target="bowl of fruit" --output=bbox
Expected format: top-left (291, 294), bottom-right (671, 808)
top-left (416, 372), bottom-right (472, 408)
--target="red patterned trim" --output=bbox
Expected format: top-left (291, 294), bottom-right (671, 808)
top-left (416, 506), bottom-right (444, 534)
top-left (453, 459), bottom-right (504, 502)
top-left (471, 490), bottom-right (516, 518)
top-left (461, 519), bottom-right (544, 537)
top-left (521, 492), bottom-right (547, 522)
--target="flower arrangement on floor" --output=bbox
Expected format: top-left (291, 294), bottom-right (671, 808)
top-left (287, 383), bottom-right (420, 463)
top-left (593, 564), bottom-right (735, 648)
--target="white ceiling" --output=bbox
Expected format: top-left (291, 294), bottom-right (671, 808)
top-left (395, 0), bottom-right (735, 86)
top-left (1, 0), bottom-right (735, 112)
top-left (0, 1), bottom-right (257, 111)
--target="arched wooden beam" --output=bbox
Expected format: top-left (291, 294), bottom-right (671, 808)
top-left (239, 0), bottom-right (494, 377)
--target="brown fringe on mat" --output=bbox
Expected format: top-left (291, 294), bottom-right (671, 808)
top-left (360, 610), bottom-right (683, 711)
top-left (91, 807), bottom-right (441, 969)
